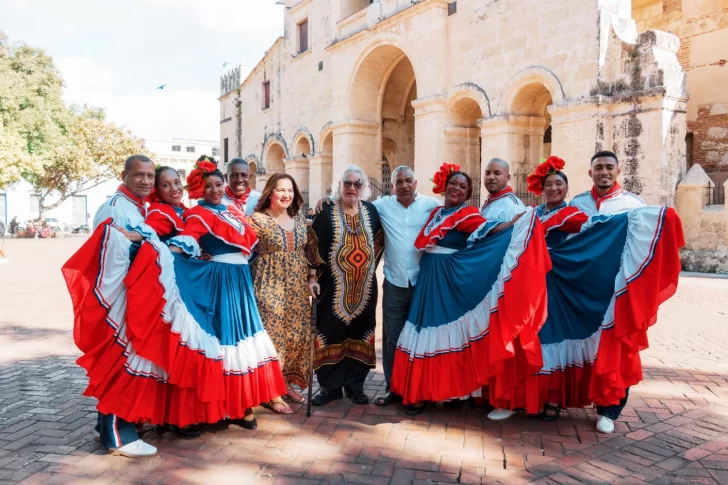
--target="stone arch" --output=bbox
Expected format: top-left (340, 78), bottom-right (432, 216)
top-left (242, 154), bottom-right (260, 190)
top-left (260, 134), bottom-right (289, 173)
top-left (446, 94), bottom-right (484, 180)
top-left (292, 128), bottom-right (315, 158)
top-left (319, 124), bottom-right (334, 156)
top-left (346, 40), bottom-right (419, 179)
top-left (346, 40), bottom-right (420, 122)
top-left (241, 153), bottom-right (260, 172)
top-left (498, 66), bottom-right (565, 115)
top-left (449, 83), bottom-right (492, 119)
top-left (262, 139), bottom-right (287, 174)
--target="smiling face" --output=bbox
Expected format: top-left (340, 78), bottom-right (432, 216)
top-left (589, 156), bottom-right (620, 192)
top-left (444, 173), bottom-right (470, 208)
top-left (270, 177), bottom-right (295, 211)
top-left (225, 162), bottom-right (251, 196)
top-left (340, 171), bottom-right (364, 205)
top-left (156, 168), bottom-right (183, 206)
top-left (122, 159), bottom-right (156, 199)
top-left (203, 174), bottom-right (225, 206)
top-left (393, 168), bottom-right (417, 203)
top-left (543, 173), bottom-right (568, 207)
top-left (484, 160), bottom-right (510, 195)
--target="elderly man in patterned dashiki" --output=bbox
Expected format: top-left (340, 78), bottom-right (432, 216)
top-left (306, 165), bottom-right (384, 406)
top-left (222, 158), bottom-right (262, 216)
top-left (249, 173), bottom-right (312, 415)
top-left (480, 158), bottom-right (526, 222)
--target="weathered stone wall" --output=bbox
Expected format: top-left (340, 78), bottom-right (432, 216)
top-left (632, 0), bottom-right (728, 175)
top-left (676, 164), bottom-right (728, 273)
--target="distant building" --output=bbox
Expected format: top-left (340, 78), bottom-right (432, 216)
top-left (0, 137), bottom-right (219, 229)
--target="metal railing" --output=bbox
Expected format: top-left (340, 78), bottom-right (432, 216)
top-left (513, 169), bottom-right (540, 208)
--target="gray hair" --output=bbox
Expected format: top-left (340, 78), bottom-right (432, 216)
top-left (227, 158), bottom-right (250, 174)
top-left (124, 155), bottom-right (153, 172)
top-left (332, 164), bottom-right (372, 201)
top-left (487, 157), bottom-right (510, 173)
top-left (390, 165), bottom-right (415, 185)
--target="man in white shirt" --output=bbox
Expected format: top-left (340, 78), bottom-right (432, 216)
top-left (480, 158), bottom-right (526, 222)
top-left (372, 167), bottom-right (441, 406)
top-left (222, 158), bottom-right (261, 216)
top-left (570, 150), bottom-right (645, 216)
top-left (570, 150), bottom-right (645, 435)
top-left (315, 166), bottom-right (441, 407)
top-left (90, 155), bottom-right (159, 457)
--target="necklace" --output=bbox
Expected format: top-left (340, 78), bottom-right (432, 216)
top-left (338, 201), bottom-right (364, 235)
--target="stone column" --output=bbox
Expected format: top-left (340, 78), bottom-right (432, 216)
top-left (308, 154), bottom-right (333, 203)
top-left (445, 126), bottom-right (481, 176)
top-left (285, 157), bottom-right (310, 191)
top-left (548, 101), bottom-right (605, 197)
top-left (479, 115), bottom-right (547, 173)
top-left (413, 96), bottom-right (448, 196)
top-left (331, 120), bottom-right (380, 180)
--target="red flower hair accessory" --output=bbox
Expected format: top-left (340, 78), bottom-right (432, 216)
top-left (430, 162), bottom-right (461, 194)
top-left (185, 156), bottom-right (219, 200)
top-left (526, 156), bottom-right (566, 196)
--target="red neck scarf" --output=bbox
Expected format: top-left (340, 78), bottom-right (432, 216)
top-left (225, 186), bottom-right (251, 211)
top-left (590, 182), bottom-right (623, 210)
top-left (117, 184), bottom-right (146, 215)
top-left (481, 186), bottom-right (514, 211)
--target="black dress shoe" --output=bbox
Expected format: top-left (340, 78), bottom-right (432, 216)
top-left (231, 417), bottom-right (257, 430)
top-left (407, 404), bottom-right (426, 416)
top-left (374, 392), bottom-right (402, 406)
top-left (172, 424), bottom-right (201, 438)
top-left (350, 392), bottom-right (369, 405)
top-left (311, 391), bottom-right (343, 406)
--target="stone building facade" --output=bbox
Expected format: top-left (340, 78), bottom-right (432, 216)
top-left (218, 0), bottom-right (727, 271)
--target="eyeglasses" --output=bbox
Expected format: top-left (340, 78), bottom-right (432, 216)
top-left (343, 181), bottom-right (363, 189)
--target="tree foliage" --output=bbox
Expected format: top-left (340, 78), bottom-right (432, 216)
top-left (0, 31), bottom-right (152, 218)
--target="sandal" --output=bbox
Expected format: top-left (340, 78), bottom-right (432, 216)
top-left (263, 399), bottom-right (293, 414)
top-left (537, 403), bottom-right (562, 422)
top-left (286, 387), bottom-right (305, 403)
top-left (374, 392), bottom-right (402, 407)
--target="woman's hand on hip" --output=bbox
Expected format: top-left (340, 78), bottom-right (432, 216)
top-left (307, 280), bottom-right (320, 299)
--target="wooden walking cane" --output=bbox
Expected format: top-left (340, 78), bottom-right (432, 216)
top-left (306, 288), bottom-right (319, 417)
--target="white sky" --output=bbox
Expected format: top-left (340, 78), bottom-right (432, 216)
top-left (0, 0), bottom-right (284, 141)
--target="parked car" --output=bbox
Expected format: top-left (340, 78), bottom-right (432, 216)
top-left (44, 218), bottom-right (66, 232)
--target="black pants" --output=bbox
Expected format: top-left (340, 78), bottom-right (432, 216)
top-left (596, 387), bottom-right (630, 420)
top-left (382, 279), bottom-right (415, 393)
top-left (316, 358), bottom-right (370, 396)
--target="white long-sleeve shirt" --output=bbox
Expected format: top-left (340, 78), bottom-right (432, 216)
top-left (373, 193), bottom-right (442, 288)
top-left (93, 185), bottom-right (158, 240)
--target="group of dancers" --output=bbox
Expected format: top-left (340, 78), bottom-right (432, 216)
top-left (62, 150), bottom-right (684, 458)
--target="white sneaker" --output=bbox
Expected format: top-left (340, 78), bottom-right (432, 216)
top-left (109, 439), bottom-right (157, 457)
top-left (596, 416), bottom-right (615, 434)
top-left (487, 408), bottom-right (514, 421)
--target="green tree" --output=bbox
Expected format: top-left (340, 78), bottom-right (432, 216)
top-left (0, 31), bottom-right (69, 188)
top-left (22, 106), bottom-right (152, 218)
top-left (0, 31), bottom-right (153, 218)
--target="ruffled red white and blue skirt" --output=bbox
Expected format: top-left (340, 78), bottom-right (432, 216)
top-left (390, 207), bottom-right (551, 404)
top-left (62, 220), bottom-right (286, 427)
top-left (490, 206), bottom-right (684, 413)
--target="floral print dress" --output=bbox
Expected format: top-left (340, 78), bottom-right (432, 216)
top-left (249, 211), bottom-right (312, 389)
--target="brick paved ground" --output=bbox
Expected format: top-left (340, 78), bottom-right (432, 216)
top-left (1, 237), bottom-right (728, 485)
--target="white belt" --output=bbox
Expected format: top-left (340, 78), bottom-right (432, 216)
top-left (211, 253), bottom-right (249, 265)
top-left (425, 246), bottom-right (457, 255)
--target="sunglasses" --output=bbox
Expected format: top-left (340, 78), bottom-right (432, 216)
top-left (343, 181), bottom-right (363, 189)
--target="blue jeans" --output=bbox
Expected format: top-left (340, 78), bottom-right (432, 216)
top-left (596, 387), bottom-right (630, 420)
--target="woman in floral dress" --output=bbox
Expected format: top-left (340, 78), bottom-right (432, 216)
top-left (249, 173), bottom-right (312, 414)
